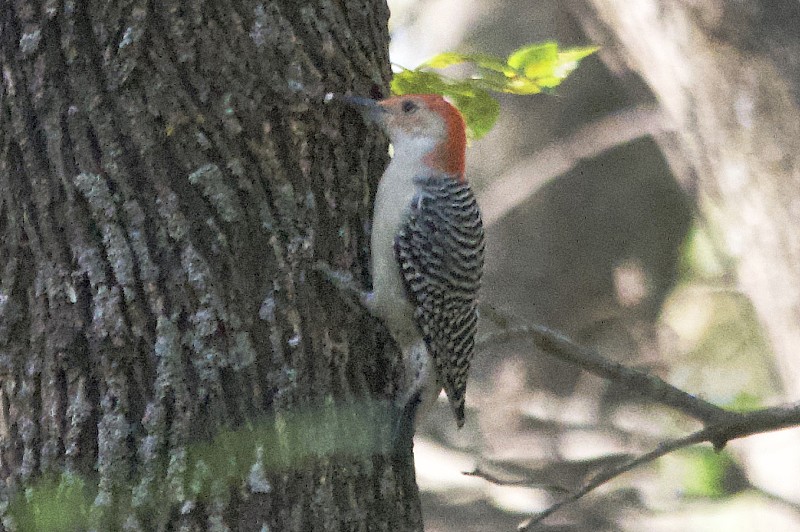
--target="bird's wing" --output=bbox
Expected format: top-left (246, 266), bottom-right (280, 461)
top-left (394, 174), bottom-right (485, 427)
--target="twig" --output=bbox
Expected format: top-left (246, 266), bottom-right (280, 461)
top-left (751, 485), bottom-right (800, 516)
top-left (463, 466), bottom-right (570, 494)
top-left (478, 306), bottom-right (736, 427)
top-left (519, 402), bottom-right (800, 530)
top-left (478, 305), bottom-right (800, 526)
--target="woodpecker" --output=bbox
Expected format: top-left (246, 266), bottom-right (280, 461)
top-left (325, 93), bottom-right (485, 435)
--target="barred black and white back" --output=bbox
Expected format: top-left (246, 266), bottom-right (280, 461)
top-left (394, 174), bottom-right (485, 428)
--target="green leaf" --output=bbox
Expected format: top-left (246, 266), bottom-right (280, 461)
top-left (558, 45), bottom-right (600, 64)
top-left (422, 52), bottom-right (472, 69)
top-left (447, 86), bottom-right (500, 140)
top-left (505, 42), bottom-right (598, 92)
top-left (390, 69), bottom-right (451, 97)
top-left (548, 45), bottom-right (599, 85)
top-left (507, 41), bottom-right (559, 77)
top-left (470, 53), bottom-right (519, 75)
top-left (469, 69), bottom-right (516, 92)
top-left (423, 52), bottom-right (515, 75)
top-left (392, 41), bottom-right (597, 137)
top-left (507, 42), bottom-right (558, 70)
top-left (503, 77), bottom-right (544, 95)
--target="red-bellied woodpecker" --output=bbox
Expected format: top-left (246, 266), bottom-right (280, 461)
top-left (323, 93), bottom-right (485, 438)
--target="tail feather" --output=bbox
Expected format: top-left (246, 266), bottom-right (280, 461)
top-left (451, 397), bottom-right (465, 428)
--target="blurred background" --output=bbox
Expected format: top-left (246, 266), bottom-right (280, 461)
top-left (386, 1), bottom-right (800, 530)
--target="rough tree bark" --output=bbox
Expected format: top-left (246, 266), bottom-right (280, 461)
top-left (570, 1), bottom-right (800, 395)
top-left (0, 1), bottom-right (423, 530)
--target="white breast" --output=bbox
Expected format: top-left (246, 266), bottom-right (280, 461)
top-left (369, 143), bottom-right (432, 347)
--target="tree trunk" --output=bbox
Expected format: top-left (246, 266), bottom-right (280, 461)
top-left (0, 1), bottom-right (423, 530)
top-left (570, 1), bottom-right (800, 396)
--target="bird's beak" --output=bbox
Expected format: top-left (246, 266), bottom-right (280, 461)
top-left (338, 95), bottom-right (387, 124)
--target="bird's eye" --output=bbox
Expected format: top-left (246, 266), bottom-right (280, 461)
top-left (401, 100), bottom-right (418, 114)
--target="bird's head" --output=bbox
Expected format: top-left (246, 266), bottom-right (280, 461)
top-left (341, 94), bottom-right (467, 179)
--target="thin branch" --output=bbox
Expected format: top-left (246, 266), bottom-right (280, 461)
top-left (519, 430), bottom-right (706, 529)
top-left (478, 306), bottom-right (800, 526)
top-left (519, 402), bottom-right (800, 530)
top-left (478, 305), bottom-right (736, 426)
top-left (463, 467), bottom-right (570, 494)
top-left (751, 485), bottom-right (800, 516)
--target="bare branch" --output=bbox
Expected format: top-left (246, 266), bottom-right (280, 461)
top-left (478, 305), bottom-right (736, 426)
top-left (462, 467), bottom-right (570, 494)
top-left (519, 402), bottom-right (800, 529)
top-left (478, 306), bottom-right (800, 525)
top-left (751, 485), bottom-right (800, 516)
